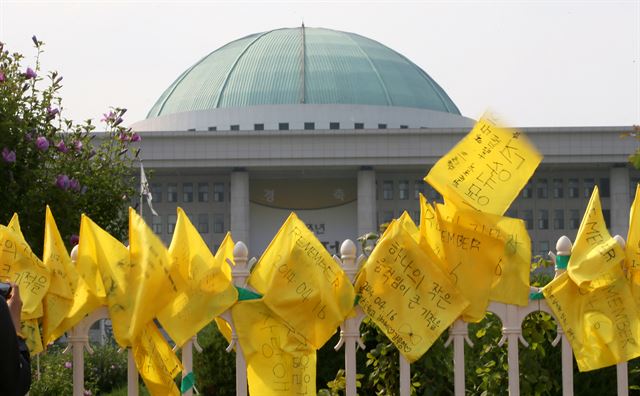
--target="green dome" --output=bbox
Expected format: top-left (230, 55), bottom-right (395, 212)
top-left (147, 27), bottom-right (461, 119)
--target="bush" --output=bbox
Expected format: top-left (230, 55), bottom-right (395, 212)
top-left (30, 343), bottom-right (127, 395)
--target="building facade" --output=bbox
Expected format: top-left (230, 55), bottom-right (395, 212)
top-left (131, 27), bottom-right (639, 256)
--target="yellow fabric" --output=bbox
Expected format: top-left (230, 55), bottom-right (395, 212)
top-left (42, 207), bottom-right (78, 344)
top-left (232, 299), bottom-right (316, 396)
top-left (354, 220), bottom-right (469, 362)
top-left (248, 212), bottom-right (355, 349)
top-left (158, 208), bottom-right (237, 347)
top-left (544, 268), bottom-right (640, 371)
top-left (628, 184), bottom-right (640, 306)
top-left (424, 113), bottom-right (542, 216)
top-left (0, 220), bottom-right (50, 317)
top-left (21, 318), bottom-right (43, 355)
top-left (78, 214), bottom-right (132, 346)
top-left (567, 186), bottom-right (625, 291)
top-left (543, 186), bottom-right (640, 371)
top-left (133, 322), bottom-right (182, 396)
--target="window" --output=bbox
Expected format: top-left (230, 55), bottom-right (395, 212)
top-left (505, 209), bottom-right (517, 218)
top-left (553, 209), bottom-right (564, 229)
top-left (553, 178), bottom-right (563, 198)
top-left (329, 122), bottom-right (340, 130)
top-left (599, 178), bottom-right (610, 198)
top-left (304, 122), bottom-right (315, 130)
top-left (197, 214), bottom-right (209, 234)
top-left (538, 241), bottom-right (550, 258)
top-left (398, 180), bottom-right (409, 200)
top-left (167, 214), bottom-right (177, 234)
top-left (198, 183), bottom-right (209, 202)
top-left (151, 183), bottom-right (162, 203)
top-left (522, 180), bottom-right (533, 198)
top-left (412, 210), bottom-right (420, 223)
top-left (167, 183), bottom-right (177, 203)
top-left (584, 178), bottom-right (595, 198)
top-left (183, 183), bottom-right (193, 202)
top-left (383, 181), bottom-right (393, 200)
top-left (354, 122), bottom-right (364, 129)
top-left (187, 128), bottom-right (196, 132)
top-left (522, 210), bottom-right (533, 230)
top-left (603, 209), bottom-right (611, 227)
top-left (537, 179), bottom-right (548, 199)
top-left (213, 214), bottom-right (224, 233)
top-left (538, 209), bottom-right (549, 229)
top-left (414, 180), bottom-right (425, 199)
top-left (230, 124), bottom-right (240, 131)
top-left (254, 123), bottom-right (264, 131)
top-left (152, 216), bottom-right (162, 235)
top-left (381, 210), bottom-right (394, 224)
top-left (568, 178), bottom-right (579, 198)
top-left (208, 126), bottom-right (217, 131)
top-left (400, 125), bottom-right (408, 129)
top-left (570, 209), bottom-right (580, 229)
top-left (213, 182), bottom-right (225, 202)
top-left (378, 123), bottom-right (387, 129)
top-left (278, 123), bottom-right (289, 131)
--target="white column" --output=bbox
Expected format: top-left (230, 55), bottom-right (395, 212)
top-left (610, 166), bottom-right (630, 237)
top-left (399, 355), bottom-right (411, 396)
top-left (357, 167), bottom-right (376, 238)
top-left (128, 349), bottom-right (139, 396)
top-left (182, 340), bottom-right (194, 396)
top-left (70, 327), bottom-right (86, 396)
top-left (231, 168), bottom-right (250, 247)
top-left (232, 241), bottom-right (251, 396)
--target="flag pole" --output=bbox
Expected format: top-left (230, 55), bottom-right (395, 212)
top-left (139, 160), bottom-right (144, 217)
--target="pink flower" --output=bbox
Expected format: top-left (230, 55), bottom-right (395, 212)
top-left (64, 361), bottom-right (72, 369)
top-left (130, 133), bottom-right (141, 142)
top-left (56, 140), bottom-right (69, 153)
top-left (0, 71), bottom-right (5, 82)
top-left (47, 107), bottom-right (60, 119)
top-left (35, 136), bottom-right (49, 151)
top-left (69, 178), bottom-right (81, 192)
top-left (74, 140), bottom-right (83, 152)
top-left (1, 147), bottom-right (16, 163)
top-left (101, 111), bottom-right (116, 123)
top-left (83, 390), bottom-right (92, 396)
top-left (24, 67), bottom-right (36, 79)
top-left (56, 174), bottom-right (70, 190)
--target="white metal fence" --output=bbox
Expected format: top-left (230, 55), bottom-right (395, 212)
top-left (63, 238), bottom-right (632, 396)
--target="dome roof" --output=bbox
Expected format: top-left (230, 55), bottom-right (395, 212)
top-left (146, 27), bottom-right (461, 119)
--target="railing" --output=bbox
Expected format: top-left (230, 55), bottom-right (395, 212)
top-left (64, 238), bottom-right (632, 396)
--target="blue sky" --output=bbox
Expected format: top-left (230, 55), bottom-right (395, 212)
top-left (1, 0), bottom-right (638, 127)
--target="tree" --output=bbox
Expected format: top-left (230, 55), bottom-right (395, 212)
top-left (0, 37), bottom-right (139, 254)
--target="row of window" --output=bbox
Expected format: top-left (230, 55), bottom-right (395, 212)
top-left (521, 177), bottom-right (610, 199)
top-left (507, 208), bottom-right (610, 230)
top-left (151, 213), bottom-right (226, 235)
top-left (150, 182), bottom-right (226, 203)
top-left (196, 122), bottom-right (411, 132)
top-left (380, 180), bottom-right (442, 201)
top-left (376, 208), bottom-right (610, 231)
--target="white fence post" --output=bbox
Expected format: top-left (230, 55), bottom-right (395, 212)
top-left (445, 319), bottom-right (472, 396)
top-left (181, 340), bottom-right (193, 396)
top-left (399, 355), bottom-right (411, 396)
top-left (67, 307), bottom-right (109, 396)
top-left (334, 239), bottom-right (366, 396)
top-left (127, 349), bottom-right (138, 396)
top-left (231, 240), bottom-right (251, 396)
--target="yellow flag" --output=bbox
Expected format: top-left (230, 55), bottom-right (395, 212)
top-left (355, 220), bottom-right (469, 362)
top-left (77, 214), bottom-right (132, 346)
top-left (543, 268), bottom-right (640, 371)
top-left (21, 318), bottom-right (43, 355)
top-left (568, 186), bottom-right (625, 290)
top-left (158, 208), bottom-right (237, 347)
top-left (249, 213), bottom-right (355, 349)
top-left (232, 299), bottom-right (316, 396)
top-left (424, 112), bottom-right (542, 215)
top-left (0, 215), bottom-right (50, 317)
top-left (42, 206), bottom-right (78, 344)
top-left (627, 184), bottom-right (640, 307)
top-left (133, 322), bottom-right (182, 396)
